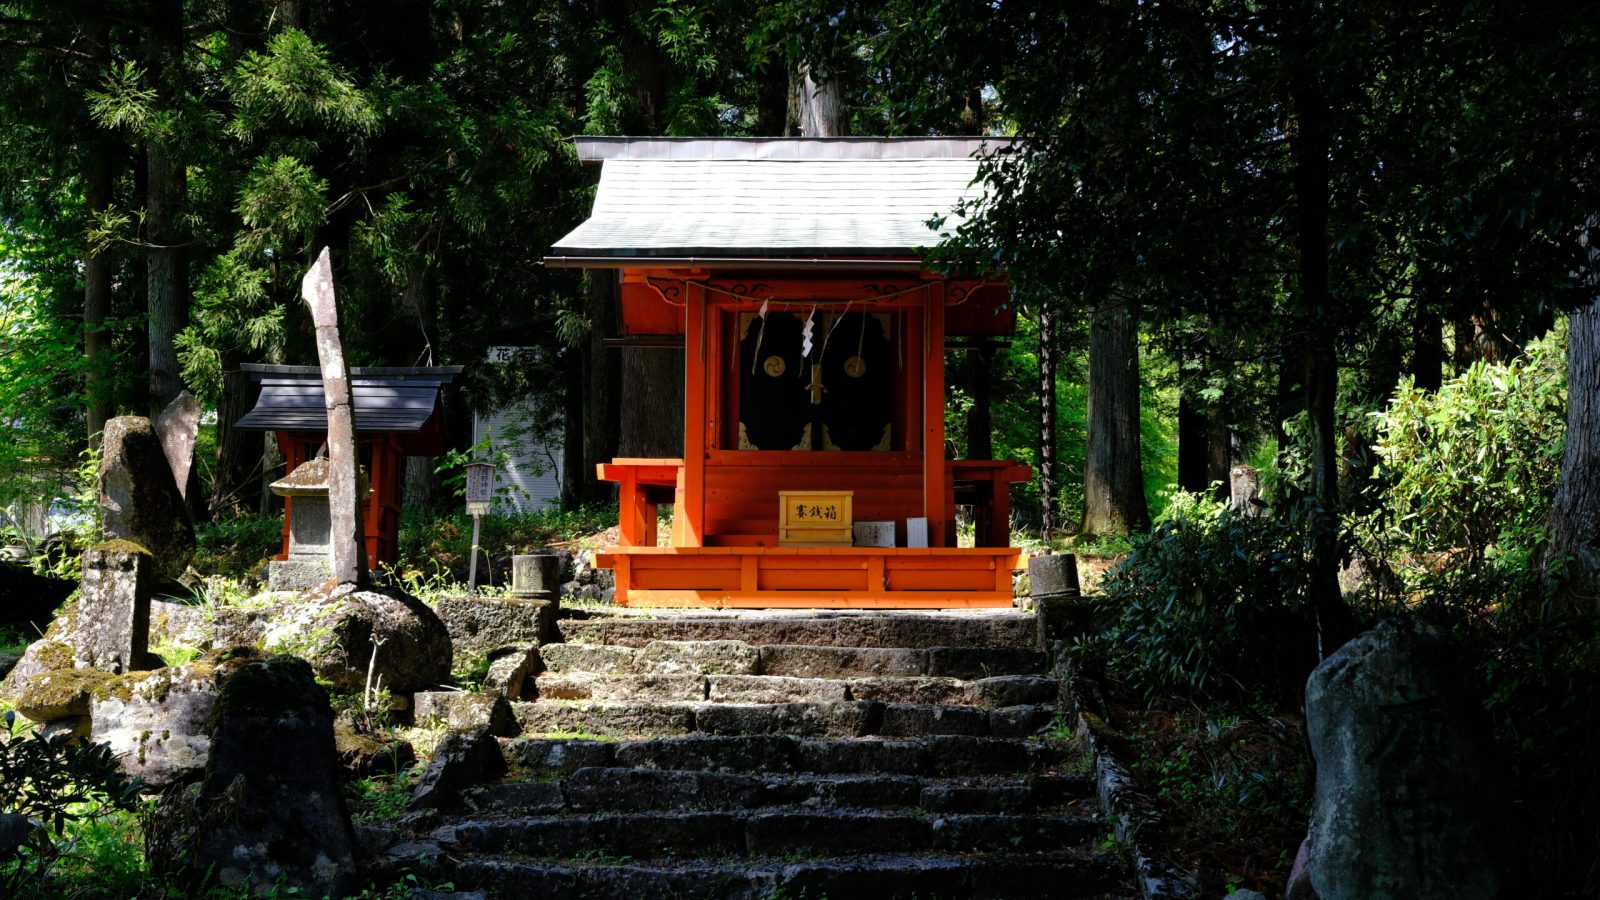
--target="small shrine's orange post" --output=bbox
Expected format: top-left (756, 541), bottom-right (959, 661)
top-left (922, 283), bottom-right (946, 546)
top-left (681, 281), bottom-right (708, 547)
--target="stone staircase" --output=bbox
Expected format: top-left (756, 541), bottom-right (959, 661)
top-left (375, 609), bottom-right (1134, 899)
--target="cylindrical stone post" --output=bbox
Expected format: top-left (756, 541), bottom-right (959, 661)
top-left (1028, 553), bottom-right (1081, 599)
top-left (511, 552), bottom-right (564, 601)
top-left (510, 552), bottom-right (565, 645)
top-left (1030, 553), bottom-right (1090, 648)
top-left (1230, 465), bottom-right (1263, 517)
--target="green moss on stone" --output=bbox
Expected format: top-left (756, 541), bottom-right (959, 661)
top-left (92, 538), bottom-right (153, 557)
top-left (17, 668), bottom-right (114, 719)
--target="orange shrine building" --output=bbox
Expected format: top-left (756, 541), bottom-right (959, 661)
top-left (547, 137), bottom-right (1030, 608)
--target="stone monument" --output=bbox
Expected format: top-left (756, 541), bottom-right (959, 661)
top-left (302, 247), bottom-right (366, 589)
top-left (267, 458), bottom-right (368, 592)
top-left (75, 545), bottom-right (153, 673)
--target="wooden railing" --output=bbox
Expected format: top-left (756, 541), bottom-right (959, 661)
top-left (599, 456), bottom-right (1031, 549)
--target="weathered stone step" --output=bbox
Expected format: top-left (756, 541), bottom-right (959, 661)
top-left (539, 639), bottom-right (1051, 681)
top-left (532, 670), bottom-right (1058, 708)
top-left (437, 808), bottom-right (1103, 860)
top-left (448, 851), bottom-right (1127, 899)
top-left (559, 612), bottom-right (1037, 651)
top-left (507, 734), bottom-right (1077, 778)
top-left (510, 699), bottom-right (1057, 739)
top-left (459, 767), bottom-right (1095, 815)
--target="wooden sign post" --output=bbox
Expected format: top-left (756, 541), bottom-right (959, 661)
top-left (301, 247), bottom-right (366, 589)
top-left (465, 460), bottom-right (496, 590)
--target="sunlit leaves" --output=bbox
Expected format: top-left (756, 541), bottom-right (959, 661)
top-left (86, 61), bottom-right (161, 136)
top-left (1368, 325), bottom-right (1567, 565)
top-left (236, 155), bottom-right (328, 237)
top-left (225, 30), bottom-right (378, 139)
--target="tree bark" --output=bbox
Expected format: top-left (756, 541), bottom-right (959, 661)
top-left (1548, 296), bottom-right (1600, 614)
top-left (212, 351), bottom-right (261, 514)
top-left (618, 348), bottom-right (684, 457)
top-left (965, 344), bottom-right (994, 460)
top-left (145, 0), bottom-right (188, 416)
top-left (1206, 403), bottom-right (1233, 498)
top-left (1036, 308), bottom-right (1059, 536)
top-left (83, 79), bottom-right (114, 446)
top-left (1411, 304), bottom-right (1444, 392)
top-left (1081, 298), bottom-right (1150, 537)
top-left (561, 344), bottom-right (585, 510)
top-left (792, 63), bottom-right (844, 136)
top-left (403, 456), bottom-right (439, 509)
top-left (1177, 389), bottom-right (1208, 494)
top-left (274, 1), bottom-right (304, 30)
top-left (259, 433), bottom-right (283, 517)
top-left (582, 271), bottom-right (621, 505)
top-left (1290, 57), bottom-right (1354, 656)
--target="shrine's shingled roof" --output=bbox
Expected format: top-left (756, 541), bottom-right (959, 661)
top-left (234, 364), bottom-right (463, 434)
top-left (546, 137), bottom-right (1018, 266)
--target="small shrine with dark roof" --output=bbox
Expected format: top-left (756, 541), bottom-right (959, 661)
top-left (236, 363), bottom-right (462, 575)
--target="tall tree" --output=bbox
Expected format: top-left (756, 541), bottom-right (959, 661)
top-left (142, 0), bottom-right (188, 414)
top-left (1081, 297), bottom-right (1150, 536)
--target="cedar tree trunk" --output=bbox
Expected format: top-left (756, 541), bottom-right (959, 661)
top-left (83, 100), bottom-right (114, 446)
top-left (583, 271), bottom-right (621, 504)
top-left (1081, 298), bottom-right (1149, 538)
top-left (145, 0), bottom-right (188, 415)
top-left (965, 344), bottom-right (994, 461)
top-left (1549, 294), bottom-right (1600, 614)
top-left (1036, 308), bottom-right (1059, 536)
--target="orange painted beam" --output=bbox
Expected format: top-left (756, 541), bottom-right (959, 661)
top-left (619, 590), bottom-right (1015, 609)
top-left (922, 284), bottom-right (947, 546)
top-left (680, 282), bottom-right (708, 547)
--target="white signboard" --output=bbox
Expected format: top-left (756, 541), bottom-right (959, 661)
top-left (465, 462), bottom-right (496, 505)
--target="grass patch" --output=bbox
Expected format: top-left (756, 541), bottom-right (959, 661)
top-left (192, 512), bottom-right (282, 578)
top-left (349, 763), bottom-right (427, 824)
top-left (531, 729), bottom-right (619, 742)
top-left (397, 504), bottom-right (618, 576)
top-left (149, 638), bottom-right (202, 667)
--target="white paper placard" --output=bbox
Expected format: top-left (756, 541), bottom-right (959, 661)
top-left (905, 517), bottom-right (929, 548)
top-left (853, 521), bottom-right (896, 547)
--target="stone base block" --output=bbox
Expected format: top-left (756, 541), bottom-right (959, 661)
top-left (268, 559), bottom-right (331, 592)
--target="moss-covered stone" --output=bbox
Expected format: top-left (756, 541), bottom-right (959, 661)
top-left (0, 639), bottom-right (74, 702)
top-left (98, 415), bottom-right (194, 580)
top-left (16, 667), bottom-right (114, 720)
top-left (89, 647), bottom-right (258, 786)
top-left (93, 538), bottom-right (152, 557)
top-left (188, 653), bottom-right (358, 897)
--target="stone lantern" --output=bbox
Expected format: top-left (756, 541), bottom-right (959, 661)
top-left (267, 457), bottom-right (369, 591)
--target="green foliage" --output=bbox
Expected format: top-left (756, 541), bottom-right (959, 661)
top-left (0, 233), bottom-right (90, 513)
top-left (1090, 494), bottom-right (1319, 701)
top-left (349, 763), bottom-right (425, 825)
top-left (226, 30), bottom-right (379, 137)
top-left (396, 504), bottom-right (616, 580)
top-left (1364, 327), bottom-right (1566, 575)
top-left (0, 716), bottom-right (144, 896)
top-left (149, 638), bottom-right (201, 668)
top-left (193, 512), bottom-right (283, 578)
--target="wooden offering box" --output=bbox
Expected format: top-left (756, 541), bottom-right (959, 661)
top-left (779, 491), bottom-right (853, 546)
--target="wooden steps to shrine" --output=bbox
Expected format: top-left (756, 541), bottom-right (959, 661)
top-left (358, 609), bottom-right (1136, 899)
